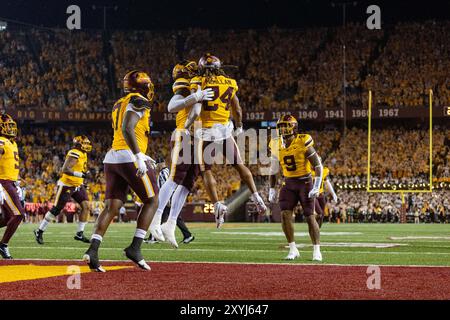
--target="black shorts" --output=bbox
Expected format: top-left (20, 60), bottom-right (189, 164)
top-left (278, 176), bottom-right (315, 216)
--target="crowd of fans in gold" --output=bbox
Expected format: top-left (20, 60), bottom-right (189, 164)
top-left (1, 21), bottom-right (449, 112)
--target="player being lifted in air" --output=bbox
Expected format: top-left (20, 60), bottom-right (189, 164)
top-left (312, 164), bottom-right (338, 227)
top-left (268, 115), bottom-right (323, 261)
top-left (83, 70), bottom-right (159, 272)
top-left (184, 53), bottom-right (267, 228)
top-left (34, 136), bottom-right (93, 244)
top-left (148, 60), bottom-right (215, 247)
top-left (0, 114), bottom-right (24, 259)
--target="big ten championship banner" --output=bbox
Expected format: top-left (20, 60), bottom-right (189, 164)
top-left (10, 106), bottom-right (448, 123)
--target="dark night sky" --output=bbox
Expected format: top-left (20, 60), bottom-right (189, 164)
top-left (0, 0), bottom-right (449, 30)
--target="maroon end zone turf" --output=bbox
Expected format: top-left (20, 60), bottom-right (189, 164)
top-left (1, 260), bottom-right (449, 300)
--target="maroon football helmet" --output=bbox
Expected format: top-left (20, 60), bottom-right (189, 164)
top-left (198, 53), bottom-right (221, 71)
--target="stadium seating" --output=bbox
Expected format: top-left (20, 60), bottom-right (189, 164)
top-left (2, 20), bottom-right (449, 112)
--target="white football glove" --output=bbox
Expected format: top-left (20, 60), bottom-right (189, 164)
top-left (144, 155), bottom-right (157, 170)
top-left (308, 177), bottom-right (321, 199)
top-left (234, 126), bottom-right (243, 136)
top-left (134, 152), bottom-right (148, 177)
top-left (268, 188), bottom-right (277, 203)
top-left (0, 184), bottom-right (5, 206)
top-left (193, 87), bottom-right (214, 102)
top-left (332, 194), bottom-right (338, 203)
top-left (308, 187), bottom-right (320, 199)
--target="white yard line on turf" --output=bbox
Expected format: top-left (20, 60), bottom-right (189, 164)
top-left (7, 258), bottom-right (450, 268)
top-left (9, 246), bottom-right (450, 255)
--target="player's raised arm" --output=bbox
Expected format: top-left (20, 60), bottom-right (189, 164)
top-left (168, 86), bottom-right (214, 113)
top-left (305, 143), bottom-right (323, 198)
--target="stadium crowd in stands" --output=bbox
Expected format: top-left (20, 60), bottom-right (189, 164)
top-left (1, 20), bottom-right (449, 112)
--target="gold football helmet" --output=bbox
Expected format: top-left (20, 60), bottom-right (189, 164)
top-left (0, 114), bottom-right (18, 138)
top-left (123, 70), bottom-right (155, 102)
top-left (172, 60), bottom-right (198, 80)
top-left (276, 114), bottom-right (298, 137)
top-left (73, 135), bottom-right (92, 152)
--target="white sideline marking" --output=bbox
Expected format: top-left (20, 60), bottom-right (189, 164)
top-left (292, 242), bottom-right (408, 249)
top-left (213, 232), bottom-right (363, 237)
top-left (6, 258), bottom-right (450, 269)
top-left (10, 246), bottom-right (450, 255)
top-left (389, 236), bottom-right (450, 240)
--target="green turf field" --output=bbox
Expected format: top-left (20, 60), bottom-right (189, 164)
top-left (5, 222), bottom-right (450, 266)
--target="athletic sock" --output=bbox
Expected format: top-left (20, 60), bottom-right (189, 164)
top-left (154, 180), bottom-right (178, 224)
top-left (130, 229), bottom-right (146, 249)
top-left (169, 185), bottom-right (190, 220)
top-left (313, 244), bottom-right (321, 253)
top-left (39, 212), bottom-right (56, 232)
top-left (91, 233), bottom-right (103, 243)
top-left (152, 208), bottom-right (164, 226)
top-left (77, 222), bottom-right (87, 233)
top-left (134, 228), bottom-right (147, 239)
top-left (288, 242), bottom-right (297, 251)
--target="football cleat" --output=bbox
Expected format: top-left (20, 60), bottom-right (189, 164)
top-left (74, 232), bottom-right (91, 243)
top-left (34, 229), bottom-right (44, 245)
top-left (182, 235), bottom-right (195, 244)
top-left (250, 193), bottom-right (267, 214)
top-left (161, 220), bottom-right (178, 248)
top-left (285, 249), bottom-right (300, 260)
top-left (0, 244), bottom-right (12, 259)
top-left (313, 250), bottom-right (323, 262)
top-left (83, 250), bottom-right (106, 272)
top-left (149, 223), bottom-right (165, 242)
top-left (214, 202), bottom-right (228, 229)
top-left (123, 246), bottom-right (151, 270)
